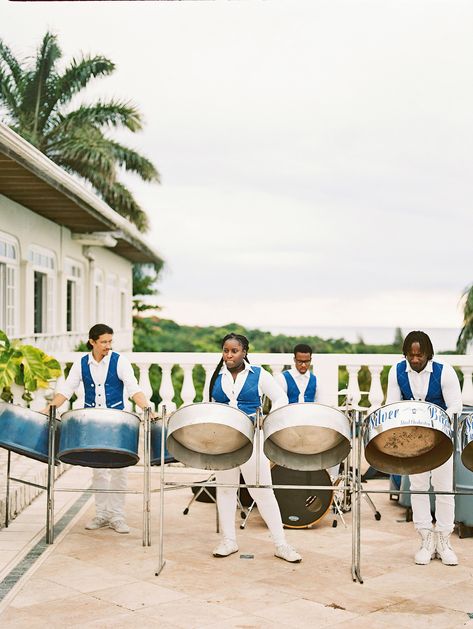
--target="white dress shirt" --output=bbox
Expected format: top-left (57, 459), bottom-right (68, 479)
top-left (275, 367), bottom-right (315, 403)
top-left (57, 352), bottom-right (141, 408)
top-left (215, 362), bottom-right (288, 411)
top-left (386, 359), bottom-right (463, 418)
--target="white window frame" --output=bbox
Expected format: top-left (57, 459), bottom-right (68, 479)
top-left (106, 273), bottom-right (118, 328)
top-left (28, 245), bottom-right (56, 334)
top-left (0, 232), bottom-right (19, 337)
top-left (94, 268), bottom-right (104, 323)
top-left (64, 258), bottom-right (83, 333)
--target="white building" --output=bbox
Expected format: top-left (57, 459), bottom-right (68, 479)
top-left (0, 122), bottom-right (163, 353)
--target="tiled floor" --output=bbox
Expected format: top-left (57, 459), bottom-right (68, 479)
top-left (0, 465), bottom-right (472, 628)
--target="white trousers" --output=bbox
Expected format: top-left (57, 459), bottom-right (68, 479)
top-left (215, 437), bottom-right (286, 546)
top-left (409, 456), bottom-right (454, 533)
top-left (92, 468), bottom-right (128, 522)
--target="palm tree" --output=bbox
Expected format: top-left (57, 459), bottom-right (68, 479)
top-left (457, 284), bottom-right (473, 353)
top-left (0, 32), bottom-right (159, 232)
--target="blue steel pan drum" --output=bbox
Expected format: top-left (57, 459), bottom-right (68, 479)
top-left (150, 419), bottom-right (176, 465)
top-left (0, 401), bottom-right (59, 464)
top-left (461, 409), bottom-right (473, 472)
top-left (58, 408), bottom-right (140, 468)
top-left (364, 400), bottom-right (453, 475)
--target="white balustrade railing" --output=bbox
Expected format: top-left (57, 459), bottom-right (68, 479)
top-left (23, 352), bottom-right (471, 414)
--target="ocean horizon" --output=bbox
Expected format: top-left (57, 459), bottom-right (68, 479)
top-left (261, 325), bottom-right (461, 352)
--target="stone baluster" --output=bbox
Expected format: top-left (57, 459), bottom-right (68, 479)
top-left (136, 363), bottom-right (154, 411)
top-left (270, 364), bottom-right (284, 376)
top-left (367, 365), bottom-right (384, 410)
top-left (158, 364), bottom-right (176, 412)
top-left (202, 364), bottom-right (215, 402)
top-left (29, 388), bottom-right (48, 411)
top-left (10, 383), bottom-right (24, 406)
top-left (461, 367), bottom-right (473, 406)
top-left (180, 364), bottom-right (196, 405)
top-left (346, 364), bottom-right (362, 408)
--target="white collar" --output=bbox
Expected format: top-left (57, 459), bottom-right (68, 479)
top-left (406, 359), bottom-right (433, 375)
top-left (221, 361), bottom-right (254, 375)
top-left (88, 351), bottom-right (111, 367)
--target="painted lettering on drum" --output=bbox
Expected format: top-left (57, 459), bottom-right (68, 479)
top-left (368, 408), bottom-right (399, 429)
top-left (427, 404), bottom-right (450, 427)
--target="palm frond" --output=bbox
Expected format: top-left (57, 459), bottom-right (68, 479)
top-left (21, 32), bottom-right (61, 140)
top-left (99, 180), bottom-right (150, 231)
top-left (46, 100), bottom-right (143, 135)
top-left (56, 55), bottom-right (115, 104)
top-left (109, 140), bottom-right (160, 181)
top-left (0, 40), bottom-right (24, 88)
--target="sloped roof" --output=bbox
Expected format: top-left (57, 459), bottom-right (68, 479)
top-left (0, 122), bottom-right (163, 265)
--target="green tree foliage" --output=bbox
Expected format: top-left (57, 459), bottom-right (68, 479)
top-left (457, 284), bottom-right (473, 353)
top-left (133, 317), bottom-right (403, 406)
top-left (0, 32), bottom-right (159, 232)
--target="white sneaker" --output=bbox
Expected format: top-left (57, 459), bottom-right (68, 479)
top-left (85, 516), bottom-right (109, 530)
top-left (109, 519), bottom-right (130, 534)
top-left (213, 538), bottom-right (238, 557)
top-left (414, 529), bottom-right (435, 564)
top-left (274, 544), bottom-right (302, 563)
top-left (435, 531), bottom-right (458, 565)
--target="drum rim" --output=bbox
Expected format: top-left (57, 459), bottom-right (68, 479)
top-left (61, 407), bottom-right (140, 422)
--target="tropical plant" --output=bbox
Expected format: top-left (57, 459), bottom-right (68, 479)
top-left (0, 330), bottom-right (61, 402)
top-left (457, 284), bottom-right (473, 353)
top-left (0, 31), bottom-right (159, 231)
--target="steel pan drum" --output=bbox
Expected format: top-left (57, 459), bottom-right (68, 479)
top-left (461, 408), bottom-right (473, 472)
top-left (58, 408), bottom-right (140, 468)
top-left (150, 419), bottom-right (176, 465)
top-left (364, 400), bottom-right (453, 475)
top-left (271, 465), bottom-right (334, 528)
top-left (0, 401), bottom-right (59, 464)
top-left (166, 402), bottom-right (254, 470)
top-left (263, 403), bottom-right (351, 471)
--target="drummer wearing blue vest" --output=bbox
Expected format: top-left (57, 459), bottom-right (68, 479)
top-left (209, 333), bottom-right (302, 563)
top-left (275, 344), bottom-right (317, 404)
top-left (44, 324), bottom-right (153, 535)
top-left (386, 330), bottom-right (463, 566)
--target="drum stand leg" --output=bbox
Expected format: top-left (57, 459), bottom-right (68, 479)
top-left (142, 408), bottom-right (151, 547)
top-left (156, 406), bottom-right (166, 576)
top-left (46, 406), bottom-right (56, 545)
top-left (5, 450), bottom-right (11, 528)
top-left (351, 410), bottom-right (363, 583)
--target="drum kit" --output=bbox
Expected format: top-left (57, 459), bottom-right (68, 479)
top-left (0, 398), bottom-right (472, 582)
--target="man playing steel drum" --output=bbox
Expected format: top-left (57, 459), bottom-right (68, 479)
top-left (43, 323), bottom-right (153, 535)
top-left (386, 330), bottom-right (463, 565)
top-left (275, 343), bottom-right (317, 404)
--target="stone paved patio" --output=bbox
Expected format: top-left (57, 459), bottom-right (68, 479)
top-left (0, 465), bottom-right (472, 628)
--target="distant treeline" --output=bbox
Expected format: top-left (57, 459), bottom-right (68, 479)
top-left (133, 317), bottom-right (405, 407)
top-left (133, 317), bottom-right (404, 354)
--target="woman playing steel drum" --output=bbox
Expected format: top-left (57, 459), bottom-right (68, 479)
top-left (209, 333), bottom-right (302, 563)
top-left (43, 323), bottom-right (154, 535)
top-left (386, 330), bottom-right (463, 566)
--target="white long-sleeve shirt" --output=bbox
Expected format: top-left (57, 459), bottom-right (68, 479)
top-left (275, 367), bottom-right (316, 403)
top-left (385, 359), bottom-right (463, 419)
top-left (214, 362), bottom-right (288, 411)
top-left (57, 352), bottom-right (141, 408)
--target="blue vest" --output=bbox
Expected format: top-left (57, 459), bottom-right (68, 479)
top-left (396, 360), bottom-right (446, 410)
top-left (81, 352), bottom-right (124, 410)
top-left (283, 370), bottom-right (317, 404)
top-left (211, 366), bottom-right (262, 417)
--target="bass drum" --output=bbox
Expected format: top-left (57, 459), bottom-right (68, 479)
top-left (461, 407), bottom-right (473, 472)
top-left (271, 465), bottom-right (334, 529)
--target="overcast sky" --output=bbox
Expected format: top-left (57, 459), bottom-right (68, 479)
top-left (2, 0), bottom-right (472, 331)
